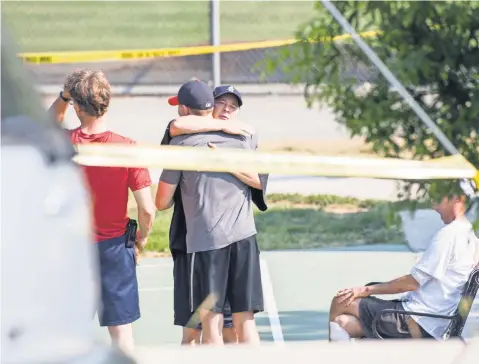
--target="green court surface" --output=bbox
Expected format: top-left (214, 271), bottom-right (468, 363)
top-left (92, 247), bottom-right (443, 346)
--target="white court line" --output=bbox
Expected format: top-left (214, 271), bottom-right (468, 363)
top-left (260, 258), bottom-right (284, 344)
top-left (138, 258), bottom-right (285, 343)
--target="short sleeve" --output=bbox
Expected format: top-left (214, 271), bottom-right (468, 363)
top-left (127, 140), bottom-right (152, 191)
top-left (160, 169), bottom-right (182, 186)
top-left (128, 167), bottom-right (152, 191)
top-left (411, 230), bottom-right (453, 285)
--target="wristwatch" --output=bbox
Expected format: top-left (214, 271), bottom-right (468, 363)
top-left (59, 91), bottom-right (71, 102)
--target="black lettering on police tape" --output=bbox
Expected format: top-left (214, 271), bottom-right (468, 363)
top-left (40, 56), bottom-right (52, 63)
top-left (23, 56), bottom-right (53, 63)
top-left (119, 49), bottom-right (186, 59)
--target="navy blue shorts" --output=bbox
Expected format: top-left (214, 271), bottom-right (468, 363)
top-left (96, 234), bottom-right (140, 327)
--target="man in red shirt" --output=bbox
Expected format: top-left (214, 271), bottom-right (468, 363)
top-left (48, 69), bottom-right (155, 354)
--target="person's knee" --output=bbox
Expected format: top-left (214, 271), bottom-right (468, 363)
top-left (199, 309), bottom-right (223, 344)
top-left (330, 296), bottom-right (361, 319)
top-left (232, 311), bottom-right (255, 331)
top-left (330, 296), bottom-right (343, 310)
top-left (329, 296), bottom-right (343, 318)
top-left (334, 314), bottom-right (351, 329)
top-left (232, 311), bottom-right (254, 323)
top-left (232, 312), bottom-right (259, 344)
top-left (108, 323), bottom-right (132, 338)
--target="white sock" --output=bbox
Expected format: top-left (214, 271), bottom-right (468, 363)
top-left (329, 322), bottom-right (351, 341)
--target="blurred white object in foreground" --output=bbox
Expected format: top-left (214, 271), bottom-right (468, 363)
top-left (132, 339), bottom-right (477, 364)
top-left (1, 144), bottom-right (98, 363)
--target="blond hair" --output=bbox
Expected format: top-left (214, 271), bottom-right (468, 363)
top-left (66, 69), bottom-right (111, 117)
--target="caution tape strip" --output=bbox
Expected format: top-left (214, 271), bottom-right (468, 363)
top-left (17, 30), bottom-right (380, 65)
top-left (73, 143), bottom-right (478, 182)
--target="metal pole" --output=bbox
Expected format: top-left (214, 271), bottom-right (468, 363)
top-left (210, 0), bottom-right (221, 87)
top-left (320, 0), bottom-right (460, 156)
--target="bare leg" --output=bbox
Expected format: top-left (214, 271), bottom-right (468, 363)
top-left (181, 327), bottom-right (201, 346)
top-left (328, 296), bottom-right (364, 340)
top-left (232, 312), bottom-right (260, 345)
top-left (333, 314), bottom-right (365, 338)
top-left (108, 324), bottom-right (134, 355)
top-left (329, 296), bottom-right (362, 321)
top-left (200, 309), bottom-right (224, 345)
top-left (222, 328), bottom-right (238, 344)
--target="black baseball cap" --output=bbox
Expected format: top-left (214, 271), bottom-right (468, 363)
top-left (168, 80), bottom-right (214, 110)
top-left (213, 85), bottom-right (243, 107)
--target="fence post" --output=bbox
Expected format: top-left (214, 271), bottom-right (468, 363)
top-left (209, 0), bottom-right (221, 87)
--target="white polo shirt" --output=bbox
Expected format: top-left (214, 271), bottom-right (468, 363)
top-left (402, 218), bottom-right (479, 339)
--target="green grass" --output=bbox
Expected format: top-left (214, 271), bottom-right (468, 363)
top-left (130, 192), bottom-right (427, 254)
top-left (3, 0), bottom-right (317, 52)
top-left (255, 205), bottom-right (404, 250)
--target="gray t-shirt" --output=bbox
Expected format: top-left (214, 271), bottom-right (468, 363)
top-left (160, 131), bottom-right (258, 253)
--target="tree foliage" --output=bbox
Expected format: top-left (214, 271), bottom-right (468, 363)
top-left (263, 1), bottom-right (479, 202)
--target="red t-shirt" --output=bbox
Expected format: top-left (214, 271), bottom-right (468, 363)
top-left (69, 128), bottom-right (152, 242)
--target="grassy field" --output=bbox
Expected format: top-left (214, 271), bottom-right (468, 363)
top-left (129, 190), bottom-right (421, 255)
top-left (259, 138), bottom-right (377, 157)
top-left (3, 0), bottom-right (317, 52)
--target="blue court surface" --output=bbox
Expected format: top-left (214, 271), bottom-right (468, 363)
top-left (93, 247), bottom-right (479, 346)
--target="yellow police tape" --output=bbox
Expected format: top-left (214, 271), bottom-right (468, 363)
top-left (17, 30), bottom-right (380, 65)
top-left (73, 143), bottom-right (479, 183)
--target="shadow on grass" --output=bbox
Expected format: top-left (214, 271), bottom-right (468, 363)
top-left (257, 310), bottom-right (330, 342)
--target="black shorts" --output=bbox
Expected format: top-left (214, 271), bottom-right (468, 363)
top-left (358, 297), bottom-right (433, 339)
top-left (173, 252), bottom-right (233, 329)
top-left (188, 235), bottom-right (264, 314)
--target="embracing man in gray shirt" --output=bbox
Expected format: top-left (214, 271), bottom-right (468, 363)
top-left (156, 80), bottom-right (263, 345)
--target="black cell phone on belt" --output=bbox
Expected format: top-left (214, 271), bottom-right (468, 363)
top-left (125, 219), bottom-right (138, 248)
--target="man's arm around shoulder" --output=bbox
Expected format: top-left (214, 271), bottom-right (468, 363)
top-left (170, 115), bottom-right (255, 138)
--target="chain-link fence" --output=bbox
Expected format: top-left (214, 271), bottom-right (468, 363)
top-left (4, 0), bottom-right (369, 87)
top-left (20, 46), bottom-right (292, 87)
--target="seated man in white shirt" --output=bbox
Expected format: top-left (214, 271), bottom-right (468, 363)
top-left (329, 193), bottom-right (479, 341)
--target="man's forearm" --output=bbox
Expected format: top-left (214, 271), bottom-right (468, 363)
top-left (137, 207), bottom-right (154, 239)
top-left (366, 274), bottom-right (419, 296)
top-left (157, 199), bottom-right (174, 211)
top-left (170, 116), bottom-right (222, 137)
top-left (48, 95), bottom-right (70, 125)
top-left (232, 171), bottom-right (262, 190)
